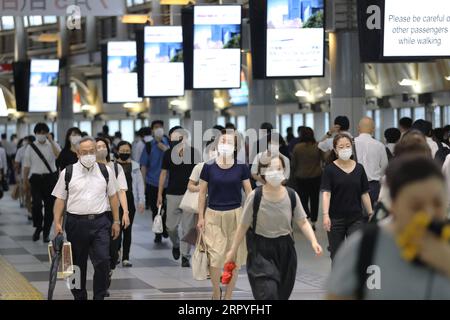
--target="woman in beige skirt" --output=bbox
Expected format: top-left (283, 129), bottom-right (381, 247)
top-left (197, 131), bottom-right (252, 300)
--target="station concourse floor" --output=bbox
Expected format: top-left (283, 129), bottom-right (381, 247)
top-left (0, 191), bottom-right (331, 300)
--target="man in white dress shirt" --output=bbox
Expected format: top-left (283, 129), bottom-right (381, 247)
top-left (354, 117), bottom-right (389, 207)
top-left (52, 136), bottom-right (120, 300)
top-left (318, 116), bottom-right (352, 152)
top-left (23, 123), bottom-right (61, 242)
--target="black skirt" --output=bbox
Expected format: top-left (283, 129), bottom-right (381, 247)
top-left (246, 232), bottom-right (297, 300)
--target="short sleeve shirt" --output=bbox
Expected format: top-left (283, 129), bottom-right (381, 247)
top-left (241, 189), bottom-right (307, 238)
top-left (200, 161), bottom-right (250, 211)
top-left (320, 162), bottom-right (369, 220)
top-left (189, 162), bottom-right (205, 183)
top-left (327, 226), bottom-right (450, 299)
top-left (162, 147), bottom-right (200, 195)
top-left (107, 162), bottom-right (128, 191)
top-left (52, 162), bottom-right (118, 215)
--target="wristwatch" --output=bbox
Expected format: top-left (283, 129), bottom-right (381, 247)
top-left (113, 220), bottom-right (120, 225)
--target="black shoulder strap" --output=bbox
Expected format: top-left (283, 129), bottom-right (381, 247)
top-left (145, 141), bottom-right (152, 156)
top-left (114, 161), bottom-right (119, 178)
top-left (98, 163), bottom-right (109, 187)
top-left (29, 143), bottom-right (53, 174)
top-left (286, 187), bottom-right (297, 218)
top-left (352, 138), bottom-right (359, 163)
top-left (252, 186), bottom-right (263, 230)
top-left (385, 147), bottom-right (393, 161)
top-left (356, 224), bottom-right (380, 300)
top-left (65, 165), bottom-right (73, 192)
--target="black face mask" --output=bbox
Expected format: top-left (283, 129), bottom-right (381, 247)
top-left (170, 140), bottom-right (182, 148)
top-left (118, 153), bottom-right (131, 161)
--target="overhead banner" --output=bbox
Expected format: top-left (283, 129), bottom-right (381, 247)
top-left (0, 0), bottom-right (126, 16)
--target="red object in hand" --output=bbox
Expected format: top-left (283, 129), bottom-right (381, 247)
top-left (221, 262), bottom-right (236, 285)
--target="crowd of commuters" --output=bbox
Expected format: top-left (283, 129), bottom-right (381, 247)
top-left (1, 114), bottom-right (449, 300)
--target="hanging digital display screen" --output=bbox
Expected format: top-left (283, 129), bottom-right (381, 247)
top-left (143, 26), bottom-right (184, 97)
top-left (193, 5), bottom-right (242, 89)
top-left (28, 59), bottom-right (59, 112)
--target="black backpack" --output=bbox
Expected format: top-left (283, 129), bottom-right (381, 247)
top-left (434, 142), bottom-right (450, 167)
top-left (65, 163), bottom-right (109, 194)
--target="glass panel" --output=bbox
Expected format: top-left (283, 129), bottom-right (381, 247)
top-left (53, 123), bottom-right (58, 142)
top-left (143, 119), bottom-right (149, 127)
top-left (280, 114), bottom-right (292, 140)
top-left (2, 16), bottom-right (15, 30)
top-left (29, 16), bottom-right (43, 26)
top-left (276, 115), bottom-right (280, 132)
top-left (107, 120), bottom-right (120, 136)
top-left (6, 124), bottom-right (16, 140)
top-left (324, 113), bottom-right (330, 133)
top-left (305, 113), bottom-right (314, 129)
top-left (399, 108), bottom-right (412, 118)
top-left (169, 118), bottom-right (181, 130)
top-left (237, 116), bottom-right (246, 134)
top-left (366, 110), bottom-right (373, 118)
top-left (135, 119), bottom-right (143, 131)
top-left (414, 107), bottom-right (425, 121)
top-left (375, 110), bottom-right (381, 140)
top-left (293, 113), bottom-right (303, 132)
top-left (79, 121), bottom-right (92, 136)
top-left (393, 109), bottom-right (398, 127)
top-left (121, 120), bottom-right (134, 143)
top-left (434, 106), bottom-right (441, 128)
top-left (217, 116), bottom-right (226, 127)
top-left (229, 116), bottom-right (236, 126)
top-left (23, 17), bottom-right (29, 28)
top-left (43, 16), bottom-right (57, 24)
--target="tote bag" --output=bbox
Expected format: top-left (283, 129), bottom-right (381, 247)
top-left (192, 232), bottom-right (209, 281)
top-left (152, 206), bottom-right (163, 234)
top-left (179, 189), bottom-right (199, 213)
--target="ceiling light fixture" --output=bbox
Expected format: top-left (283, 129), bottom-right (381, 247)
top-left (121, 15), bottom-right (150, 24)
top-left (445, 76), bottom-right (450, 81)
top-left (365, 84), bottom-right (377, 90)
top-left (325, 87), bottom-right (332, 95)
top-left (399, 79), bottom-right (418, 87)
top-left (295, 90), bottom-right (309, 98)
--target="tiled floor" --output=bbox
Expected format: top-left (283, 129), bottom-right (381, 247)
top-left (0, 191), bottom-right (331, 300)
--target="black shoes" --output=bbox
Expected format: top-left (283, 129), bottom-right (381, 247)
top-left (162, 230), bottom-right (169, 239)
top-left (32, 228), bottom-right (42, 242)
top-left (172, 247), bottom-right (180, 260)
top-left (181, 257), bottom-right (190, 268)
top-left (43, 234), bottom-right (50, 243)
top-left (154, 234), bottom-right (162, 243)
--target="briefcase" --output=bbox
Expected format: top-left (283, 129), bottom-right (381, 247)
top-left (48, 241), bottom-right (74, 279)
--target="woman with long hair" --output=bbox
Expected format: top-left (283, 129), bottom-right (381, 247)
top-left (56, 127), bottom-right (82, 171)
top-left (321, 133), bottom-right (373, 261)
top-left (291, 127), bottom-right (324, 230)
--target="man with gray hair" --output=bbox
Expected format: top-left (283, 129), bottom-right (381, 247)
top-left (52, 136), bottom-right (120, 300)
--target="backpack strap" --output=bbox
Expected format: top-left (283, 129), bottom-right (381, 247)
top-left (252, 186), bottom-right (263, 231)
top-left (114, 161), bottom-right (119, 178)
top-left (356, 223), bottom-right (380, 300)
top-left (286, 187), bottom-right (297, 218)
top-left (65, 164), bottom-right (73, 193)
top-left (97, 163), bottom-right (109, 191)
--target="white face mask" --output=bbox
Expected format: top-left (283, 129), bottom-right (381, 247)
top-left (338, 148), bottom-right (353, 161)
top-left (80, 155), bottom-right (96, 168)
top-left (36, 134), bottom-right (47, 143)
top-left (154, 128), bottom-right (164, 138)
top-left (265, 170), bottom-right (285, 187)
top-left (143, 135), bottom-right (153, 143)
top-left (70, 135), bottom-right (82, 146)
top-left (96, 149), bottom-right (108, 160)
top-left (218, 143), bottom-right (234, 157)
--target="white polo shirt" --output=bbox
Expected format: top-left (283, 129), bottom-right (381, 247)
top-left (22, 141), bottom-right (60, 176)
top-left (52, 162), bottom-right (118, 215)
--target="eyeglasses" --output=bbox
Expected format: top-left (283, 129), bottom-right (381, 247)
top-left (79, 150), bottom-right (96, 156)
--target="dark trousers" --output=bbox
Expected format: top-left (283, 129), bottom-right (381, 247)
top-left (146, 184), bottom-right (167, 235)
top-left (327, 217), bottom-right (364, 261)
top-left (29, 173), bottom-right (57, 235)
top-left (110, 209), bottom-right (136, 269)
top-left (65, 213), bottom-right (111, 300)
top-left (296, 176), bottom-right (321, 223)
top-left (247, 233), bottom-right (297, 300)
top-left (368, 181), bottom-right (381, 207)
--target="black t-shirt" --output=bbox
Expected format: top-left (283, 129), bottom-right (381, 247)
top-left (56, 148), bottom-right (78, 171)
top-left (162, 146), bottom-right (200, 195)
top-left (320, 162), bottom-right (369, 220)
